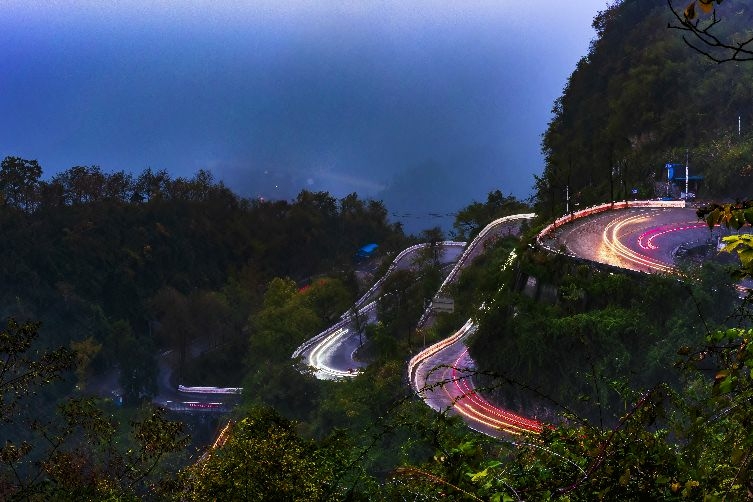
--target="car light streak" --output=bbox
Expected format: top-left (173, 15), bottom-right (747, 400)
top-left (307, 328), bottom-right (360, 379)
top-left (601, 214), bottom-right (675, 273)
top-left (163, 400), bottom-right (227, 412)
top-left (351, 241), bottom-right (466, 314)
top-left (445, 349), bottom-right (542, 434)
top-left (418, 215), bottom-right (535, 328)
top-left (296, 241), bottom-right (466, 380)
top-left (537, 200), bottom-right (685, 244)
top-left (408, 319), bottom-right (475, 386)
top-left (637, 222), bottom-right (708, 250)
top-left (212, 420), bottom-right (233, 449)
top-left (198, 203), bottom-right (732, 466)
top-left (198, 419), bottom-right (234, 464)
top-left (298, 204), bottom-right (695, 441)
top-left (178, 385), bottom-right (243, 395)
top-left (410, 318), bottom-right (542, 436)
top-left (418, 204), bottom-right (691, 437)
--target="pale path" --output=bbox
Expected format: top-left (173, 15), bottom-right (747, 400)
top-left (293, 242), bottom-right (466, 380)
top-left (408, 214), bottom-right (542, 437)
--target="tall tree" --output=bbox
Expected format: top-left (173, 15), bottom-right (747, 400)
top-left (453, 191), bottom-right (529, 240)
top-left (174, 406), bottom-right (357, 500)
top-left (0, 156), bottom-right (42, 212)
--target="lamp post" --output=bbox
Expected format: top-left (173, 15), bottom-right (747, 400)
top-left (685, 148), bottom-right (689, 200)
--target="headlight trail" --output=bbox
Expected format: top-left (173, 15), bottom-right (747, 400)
top-left (444, 348), bottom-right (542, 435)
top-left (637, 222), bottom-right (709, 250)
top-left (412, 318), bottom-right (542, 436)
top-left (307, 328), bottom-right (359, 379)
top-left (601, 214), bottom-right (674, 273)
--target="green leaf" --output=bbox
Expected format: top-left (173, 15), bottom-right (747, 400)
top-left (739, 249), bottom-right (753, 268)
top-left (470, 468), bottom-right (489, 482)
top-left (731, 213), bottom-right (745, 230)
top-left (743, 208), bottom-right (753, 225)
top-left (718, 375), bottom-right (734, 394)
top-left (458, 440), bottom-right (476, 454)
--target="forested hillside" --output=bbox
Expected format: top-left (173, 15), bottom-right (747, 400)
top-left (536, 0), bottom-right (753, 215)
top-left (0, 157), bottom-right (407, 402)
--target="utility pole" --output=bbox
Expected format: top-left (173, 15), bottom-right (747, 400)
top-left (609, 148), bottom-right (614, 206)
top-left (567, 156), bottom-right (573, 214)
top-left (685, 148), bottom-right (689, 200)
top-left (739, 115), bottom-right (742, 136)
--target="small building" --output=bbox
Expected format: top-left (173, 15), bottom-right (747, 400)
top-left (664, 163), bottom-right (704, 198)
top-left (431, 295), bottom-right (455, 313)
top-left (355, 243), bottom-right (378, 260)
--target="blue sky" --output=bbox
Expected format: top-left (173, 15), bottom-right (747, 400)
top-left (1, 1), bottom-right (608, 231)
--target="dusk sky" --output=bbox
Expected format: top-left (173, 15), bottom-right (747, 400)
top-left (1, 1), bottom-right (607, 232)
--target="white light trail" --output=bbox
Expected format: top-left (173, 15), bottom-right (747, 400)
top-left (307, 328), bottom-right (360, 379)
top-left (601, 214), bottom-right (675, 273)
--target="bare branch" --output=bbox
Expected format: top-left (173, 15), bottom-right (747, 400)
top-left (667, 0), bottom-right (753, 63)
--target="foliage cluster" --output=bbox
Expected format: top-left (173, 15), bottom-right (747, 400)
top-left (375, 230), bottom-right (753, 500)
top-left (452, 190), bottom-right (530, 241)
top-left (1, 319), bottom-right (188, 500)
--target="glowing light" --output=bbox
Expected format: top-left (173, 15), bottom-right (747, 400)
top-left (212, 420), bottom-right (233, 450)
top-left (445, 349), bottom-right (542, 434)
top-left (186, 401), bottom-right (223, 409)
top-left (307, 328), bottom-right (360, 379)
top-left (178, 385), bottom-right (243, 395)
top-left (411, 319), bottom-right (542, 436)
top-left (601, 214), bottom-right (675, 273)
top-left (637, 222), bottom-right (709, 250)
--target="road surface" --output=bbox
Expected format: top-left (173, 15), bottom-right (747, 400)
top-left (543, 206), bottom-right (728, 273)
top-left (294, 242), bottom-right (465, 380)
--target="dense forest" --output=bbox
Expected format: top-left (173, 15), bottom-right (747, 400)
top-left (0, 156), bottom-right (533, 499)
top-left (3, 0), bottom-right (753, 499)
top-left (0, 157), bottom-right (408, 400)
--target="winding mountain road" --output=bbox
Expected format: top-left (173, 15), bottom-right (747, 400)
top-left (195, 200), bottom-right (731, 468)
top-left (292, 241), bottom-right (465, 380)
top-left (194, 200), bottom-right (723, 456)
top-left (294, 213), bottom-right (540, 435)
top-left (540, 205), bottom-right (728, 274)
top-left (409, 202), bottom-right (730, 437)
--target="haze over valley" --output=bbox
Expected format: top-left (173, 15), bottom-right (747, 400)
top-left (1, 1), bottom-right (606, 232)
